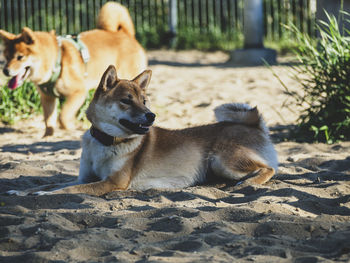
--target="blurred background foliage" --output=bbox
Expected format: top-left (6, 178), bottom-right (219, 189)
top-left (0, 0), bottom-right (315, 51)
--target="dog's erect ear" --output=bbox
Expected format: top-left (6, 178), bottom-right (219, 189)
top-left (133, 70), bottom-right (152, 90)
top-left (0, 30), bottom-right (16, 42)
top-left (99, 65), bottom-right (118, 92)
top-left (21, 27), bottom-right (36, 45)
top-left (49, 29), bottom-right (56, 36)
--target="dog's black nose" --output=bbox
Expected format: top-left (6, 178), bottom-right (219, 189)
top-left (145, 112), bottom-right (156, 123)
top-left (3, 68), bottom-right (9, 77)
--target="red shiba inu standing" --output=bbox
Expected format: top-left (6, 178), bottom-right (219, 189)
top-left (8, 65), bottom-right (278, 196)
top-left (0, 2), bottom-right (147, 136)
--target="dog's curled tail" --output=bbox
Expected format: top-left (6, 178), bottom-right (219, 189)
top-left (214, 103), bottom-right (269, 133)
top-left (97, 2), bottom-right (135, 37)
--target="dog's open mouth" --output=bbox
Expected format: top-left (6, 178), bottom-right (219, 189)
top-left (119, 119), bottom-right (153, 134)
top-left (8, 67), bottom-right (31, 90)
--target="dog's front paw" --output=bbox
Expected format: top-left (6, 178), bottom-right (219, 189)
top-left (33, 191), bottom-right (53, 196)
top-left (6, 190), bottom-right (28, 196)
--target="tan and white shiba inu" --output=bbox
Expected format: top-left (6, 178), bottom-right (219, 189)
top-left (8, 65), bottom-right (278, 196)
top-left (0, 2), bottom-right (147, 136)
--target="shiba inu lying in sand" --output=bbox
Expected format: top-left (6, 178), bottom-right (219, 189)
top-left (8, 65), bottom-right (278, 196)
top-left (0, 2), bottom-right (147, 136)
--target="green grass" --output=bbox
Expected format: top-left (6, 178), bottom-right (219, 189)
top-left (265, 35), bottom-right (301, 56)
top-left (174, 29), bottom-right (243, 51)
top-left (136, 26), bottom-right (244, 51)
top-left (0, 81), bottom-right (41, 124)
top-left (0, 81), bottom-right (95, 125)
top-left (275, 12), bottom-right (350, 143)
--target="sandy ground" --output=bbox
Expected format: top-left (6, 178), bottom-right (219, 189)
top-left (0, 50), bottom-right (350, 262)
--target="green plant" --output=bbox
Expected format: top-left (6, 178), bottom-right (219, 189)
top-left (264, 33), bottom-right (300, 56)
top-left (277, 12), bottom-right (350, 143)
top-left (175, 28), bottom-right (243, 51)
top-left (0, 81), bottom-right (42, 124)
top-left (0, 80), bottom-right (96, 125)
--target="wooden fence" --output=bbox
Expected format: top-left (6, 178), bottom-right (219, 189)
top-left (0, 0), bottom-right (316, 43)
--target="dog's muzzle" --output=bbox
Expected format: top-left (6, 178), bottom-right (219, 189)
top-left (5, 66), bottom-right (31, 90)
top-left (119, 112), bottom-right (156, 134)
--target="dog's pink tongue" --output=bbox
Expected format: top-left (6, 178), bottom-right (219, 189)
top-left (8, 75), bottom-right (19, 90)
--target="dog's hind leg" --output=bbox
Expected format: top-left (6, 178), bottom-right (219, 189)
top-left (238, 167), bottom-right (275, 185)
top-left (211, 148), bottom-right (275, 186)
top-left (59, 89), bottom-right (86, 130)
top-left (38, 90), bottom-right (58, 137)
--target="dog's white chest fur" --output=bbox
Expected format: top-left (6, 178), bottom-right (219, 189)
top-left (79, 131), bottom-right (140, 182)
top-left (91, 148), bottom-right (126, 181)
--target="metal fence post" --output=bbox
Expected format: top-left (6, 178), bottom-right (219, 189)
top-left (244, 0), bottom-right (264, 48)
top-left (230, 0), bottom-right (276, 65)
top-left (169, 0), bottom-right (177, 47)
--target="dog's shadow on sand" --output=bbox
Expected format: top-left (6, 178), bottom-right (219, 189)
top-left (222, 159), bottom-right (350, 216)
top-left (1, 140), bottom-right (81, 154)
top-left (230, 184), bottom-right (350, 216)
top-left (0, 171), bottom-right (77, 192)
top-left (179, 156), bottom-right (350, 217)
top-left (184, 181), bottom-right (350, 217)
top-left (0, 127), bottom-right (17, 134)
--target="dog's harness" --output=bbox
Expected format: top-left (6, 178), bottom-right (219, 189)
top-left (38, 34), bottom-right (90, 97)
top-left (90, 126), bottom-right (134, 146)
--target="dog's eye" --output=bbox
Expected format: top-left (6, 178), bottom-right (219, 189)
top-left (143, 100), bottom-right (146, 105)
top-left (17, 55), bottom-right (24, 61)
top-left (120, 99), bottom-right (132, 105)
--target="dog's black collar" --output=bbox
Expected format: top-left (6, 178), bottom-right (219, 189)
top-left (90, 126), bottom-right (132, 146)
